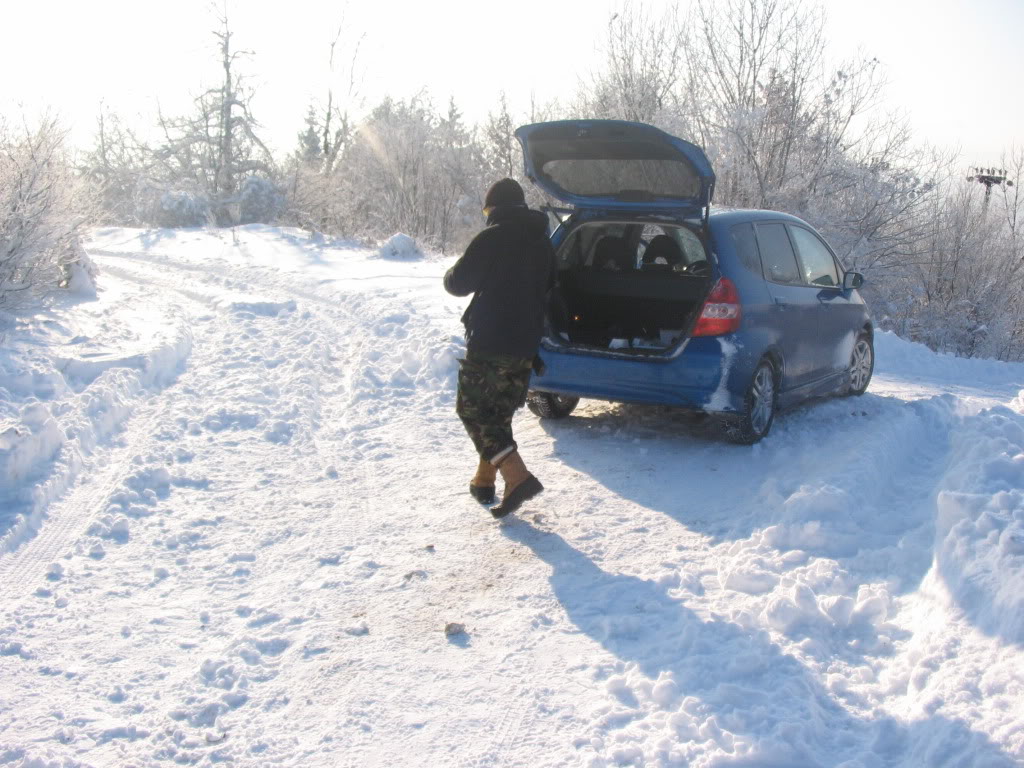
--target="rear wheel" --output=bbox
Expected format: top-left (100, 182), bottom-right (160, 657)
top-left (527, 392), bottom-right (580, 419)
top-left (845, 333), bottom-right (874, 396)
top-left (724, 359), bottom-right (777, 444)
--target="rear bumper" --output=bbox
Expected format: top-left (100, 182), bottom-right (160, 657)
top-left (531, 335), bottom-right (750, 413)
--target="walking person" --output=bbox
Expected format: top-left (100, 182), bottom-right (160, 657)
top-left (444, 178), bottom-right (557, 518)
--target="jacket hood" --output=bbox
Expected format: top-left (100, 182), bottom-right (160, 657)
top-left (487, 206), bottom-right (549, 240)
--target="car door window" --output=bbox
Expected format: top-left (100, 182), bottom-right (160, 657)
top-left (789, 226), bottom-right (840, 288)
top-left (755, 223), bottom-right (802, 285)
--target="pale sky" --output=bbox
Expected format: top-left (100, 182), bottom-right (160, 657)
top-left (2, 0), bottom-right (1020, 169)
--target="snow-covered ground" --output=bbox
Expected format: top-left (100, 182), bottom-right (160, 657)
top-left (1, 225), bottom-right (1022, 768)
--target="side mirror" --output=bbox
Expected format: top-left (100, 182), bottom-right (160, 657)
top-left (843, 271), bottom-right (864, 290)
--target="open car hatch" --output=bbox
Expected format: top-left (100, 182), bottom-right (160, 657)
top-left (515, 120), bottom-right (715, 213)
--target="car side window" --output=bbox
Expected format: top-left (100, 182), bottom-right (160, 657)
top-left (730, 222), bottom-right (763, 276)
top-left (789, 226), bottom-right (840, 288)
top-left (676, 227), bottom-right (707, 268)
top-left (754, 223), bottom-right (802, 285)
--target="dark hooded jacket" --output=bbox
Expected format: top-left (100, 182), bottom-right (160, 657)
top-left (444, 206), bottom-right (557, 359)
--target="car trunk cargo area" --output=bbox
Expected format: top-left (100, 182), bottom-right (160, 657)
top-left (549, 269), bottom-right (709, 353)
top-left (544, 220), bottom-right (713, 355)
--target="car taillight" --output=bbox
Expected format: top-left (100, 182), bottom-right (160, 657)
top-left (692, 277), bottom-right (742, 336)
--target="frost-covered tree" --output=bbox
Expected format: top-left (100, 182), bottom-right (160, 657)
top-left (319, 21), bottom-right (364, 175)
top-left (0, 117), bottom-right (97, 307)
top-left (82, 108), bottom-right (152, 225)
top-left (147, 3), bottom-right (277, 225)
top-left (433, 98), bottom-right (484, 250)
top-left (580, 2), bottom-right (687, 126)
top-left (323, 94), bottom-right (487, 251)
top-left (284, 105), bottom-right (335, 232)
top-left (578, 0), bottom-right (933, 273)
top-left (887, 158), bottom-right (1024, 360)
top-left (295, 106), bottom-right (324, 170)
top-left (338, 96), bottom-right (440, 242)
top-left (481, 92), bottom-right (518, 180)
top-left (282, 18), bottom-right (365, 235)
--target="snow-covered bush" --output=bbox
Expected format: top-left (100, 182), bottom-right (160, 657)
top-left (136, 182), bottom-right (214, 228)
top-left (59, 237), bottom-right (100, 295)
top-left (0, 117), bottom-right (97, 308)
top-left (375, 233), bottom-right (423, 260)
top-left (238, 175), bottom-right (285, 224)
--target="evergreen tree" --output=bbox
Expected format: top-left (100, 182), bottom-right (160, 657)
top-left (295, 105), bottom-right (324, 169)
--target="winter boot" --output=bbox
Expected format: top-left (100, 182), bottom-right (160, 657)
top-left (490, 451), bottom-right (543, 518)
top-left (469, 458), bottom-right (497, 504)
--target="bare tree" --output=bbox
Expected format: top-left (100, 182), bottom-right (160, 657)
top-left (82, 107), bottom-right (151, 225)
top-left (320, 19), bottom-right (365, 175)
top-left (146, 1), bottom-right (276, 225)
top-left (580, 1), bottom-right (687, 125)
top-left (995, 147), bottom-right (1024, 250)
top-left (283, 12), bottom-right (366, 235)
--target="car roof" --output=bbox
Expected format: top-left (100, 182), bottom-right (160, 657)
top-left (564, 206), bottom-right (815, 233)
top-left (708, 207), bottom-right (811, 227)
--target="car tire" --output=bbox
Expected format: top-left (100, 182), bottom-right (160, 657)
top-left (845, 333), bottom-right (874, 396)
top-left (724, 359), bottom-right (777, 444)
top-left (527, 392), bottom-right (580, 419)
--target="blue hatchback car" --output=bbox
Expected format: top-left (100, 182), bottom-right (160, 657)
top-left (516, 120), bottom-right (874, 443)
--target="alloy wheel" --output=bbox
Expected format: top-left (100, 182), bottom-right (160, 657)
top-left (750, 364), bottom-right (775, 436)
top-left (850, 337), bottom-right (873, 393)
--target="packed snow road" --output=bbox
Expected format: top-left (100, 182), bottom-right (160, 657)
top-left (0, 226), bottom-right (1022, 768)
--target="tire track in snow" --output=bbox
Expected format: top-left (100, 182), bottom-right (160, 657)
top-left (88, 247), bottom-right (400, 762)
top-left (66, 251), bottom-right (370, 763)
top-left (458, 691), bottom-right (533, 768)
top-left (0, 409), bottom-right (162, 603)
top-left (191, 259), bottom-right (556, 765)
top-left (0, 290), bottom-right (195, 604)
top-left (68, 245), bottom-right (634, 764)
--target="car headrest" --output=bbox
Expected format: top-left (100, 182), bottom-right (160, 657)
top-left (593, 236), bottom-right (634, 271)
top-left (642, 235), bottom-right (683, 266)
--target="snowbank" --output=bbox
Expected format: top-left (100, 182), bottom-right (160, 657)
top-left (373, 233), bottom-right (424, 261)
top-left (935, 404), bottom-right (1024, 643)
top-left (876, 330), bottom-right (1021, 386)
top-left (0, 301), bottom-right (192, 552)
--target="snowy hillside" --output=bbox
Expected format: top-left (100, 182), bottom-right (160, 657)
top-left (0, 225), bottom-right (1022, 767)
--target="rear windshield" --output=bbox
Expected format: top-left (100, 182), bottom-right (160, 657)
top-left (542, 156), bottom-right (702, 201)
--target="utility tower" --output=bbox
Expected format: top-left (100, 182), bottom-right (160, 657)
top-left (968, 167), bottom-right (1014, 205)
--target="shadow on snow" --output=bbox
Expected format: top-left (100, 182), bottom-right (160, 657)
top-left (502, 521), bottom-right (1017, 767)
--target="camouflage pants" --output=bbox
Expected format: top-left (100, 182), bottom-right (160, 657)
top-left (456, 350), bottom-right (533, 464)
